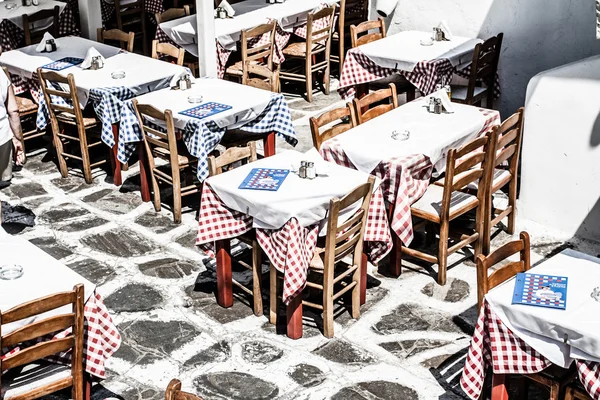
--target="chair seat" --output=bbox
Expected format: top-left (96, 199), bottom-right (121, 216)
top-left (412, 184), bottom-right (478, 219)
top-left (16, 96), bottom-right (38, 114)
top-left (56, 112), bottom-right (98, 128)
top-left (225, 60), bottom-right (260, 76)
top-left (221, 129), bottom-right (268, 148)
top-left (451, 85), bottom-right (487, 102)
top-left (282, 42), bottom-right (324, 57)
top-left (153, 147), bottom-right (196, 165)
top-left (1, 362), bottom-right (72, 399)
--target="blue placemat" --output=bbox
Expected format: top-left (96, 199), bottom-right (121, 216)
top-left (179, 102), bottom-right (232, 120)
top-left (239, 168), bottom-right (290, 191)
top-left (512, 273), bottom-right (568, 310)
top-left (41, 57), bottom-right (84, 71)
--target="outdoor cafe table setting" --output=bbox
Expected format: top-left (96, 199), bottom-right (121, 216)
top-left (0, 227), bottom-right (121, 381)
top-left (195, 149), bottom-right (393, 338)
top-left (100, 0), bottom-right (164, 26)
top-left (338, 29), bottom-right (483, 99)
top-left (0, 0), bottom-right (79, 53)
top-left (156, 0), bottom-right (338, 77)
top-left (460, 249), bottom-right (600, 399)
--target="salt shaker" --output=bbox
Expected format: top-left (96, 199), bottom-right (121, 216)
top-left (179, 76), bottom-right (187, 91)
top-left (306, 162), bottom-right (316, 179)
top-left (45, 40), bottom-right (53, 52)
top-left (428, 97), bottom-right (436, 113)
top-left (434, 98), bottom-right (443, 114)
top-left (32, 0), bottom-right (39, 5)
top-left (23, 0), bottom-right (32, 6)
top-left (299, 161), bottom-right (307, 179)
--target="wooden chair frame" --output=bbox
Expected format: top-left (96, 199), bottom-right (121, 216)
top-left (38, 68), bottom-right (107, 184)
top-left (270, 176), bottom-right (375, 338)
top-left (350, 17), bottom-right (386, 48)
top-left (242, 62), bottom-right (280, 93)
top-left (155, 5), bottom-right (190, 24)
top-left (279, 6), bottom-right (336, 102)
top-left (23, 6), bottom-right (59, 46)
top-left (565, 384), bottom-right (593, 400)
top-left (225, 22), bottom-right (276, 80)
top-left (114, 0), bottom-right (148, 55)
top-left (96, 28), bottom-right (135, 53)
top-left (331, 0), bottom-right (369, 69)
top-left (352, 83), bottom-right (398, 124)
top-left (0, 284), bottom-right (84, 400)
top-left (165, 379), bottom-right (202, 400)
top-left (309, 104), bottom-right (356, 150)
top-left (152, 40), bottom-right (185, 66)
top-left (132, 100), bottom-right (201, 223)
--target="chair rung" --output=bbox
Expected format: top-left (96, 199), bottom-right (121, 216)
top-left (23, 131), bottom-right (45, 140)
top-left (448, 233), bottom-right (479, 255)
top-left (492, 207), bottom-right (512, 226)
top-left (332, 281), bottom-right (357, 302)
top-left (60, 152), bottom-right (82, 161)
top-left (232, 280), bottom-right (253, 296)
top-left (90, 160), bottom-right (107, 168)
top-left (402, 246), bottom-right (438, 264)
top-left (87, 141), bottom-right (104, 148)
top-left (305, 281), bottom-right (323, 290)
top-left (57, 133), bottom-right (80, 141)
top-left (332, 265), bottom-right (358, 285)
top-left (237, 260), bottom-right (253, 272)
top-left (302, 299), bottom-right (323, 310)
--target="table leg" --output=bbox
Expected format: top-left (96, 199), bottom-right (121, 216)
top-left (360, 252), bottom-right (367, 305)
top-left (263, 132), bottom-right (276, 157)
top-left (111, 124), bottom-right (122, 186)
top-left (286, 294), bottom-right (303, 340)
top-left (491, 374), bottom-right (509, 400)
top-left (83, 372), bottom-right (92, 400)
top-left (388, 205), bottom-right (402, 277)
top-left (216, 239), bottom-right (233, 308)
top-left (137, 143), bottom-right (151, 202)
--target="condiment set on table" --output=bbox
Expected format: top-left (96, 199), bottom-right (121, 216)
top-left (44, 39), bottom-right (57, 53)
top-left (297, 161), bottom-right (316, 179)
top-left (20, 0), bottom-right (39, 6)
top-left (426, 84), bottom-right (452, 114)
top-left (267, 0), bottom-right (285, 4)
top-left (215, 0), bottom-right (235, 18)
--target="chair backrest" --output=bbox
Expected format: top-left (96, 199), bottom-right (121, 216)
top-left (242, 63), bottom-right (279, 93)
top-left (0, 284), bottom-right (85, 397)
top-left (37, 68), bottom-right (86, 134)
top-left (241, 22), bottom-right (276, 70)
top-left (97, 28), bottom-right (135, 52)
top-left (23, 6), bottom-right (60, 46)
top-left (464, 33), bottom-right (503, 104)
top-left (350, 17), bottom-right (386, 48)
top-left (352, 83), bottom-right (398, 124)
top-left (114, 0), bottom-right (144, 29)
top-left (152, 40), bottom-right (185, 66)
top-left (165, 379), bottom-right (203, 400)
top-left (155, 6), bottom-right (190, 24)
top-left (207, 142), bottom-right (257, 177)
top-left (306, 6), bottom-right (336, 54)
top-left (309, 104), bottom-right (356, 150)
top-left (476, 231), bottom-right (530, 308)
top-left (489, 107), bottom-right (524, 177)
top-left (322, 176), bottom-right (375, 278)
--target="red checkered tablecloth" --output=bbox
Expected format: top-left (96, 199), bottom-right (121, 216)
top-left (101, 0), bottom-right (164, 26)
top-left (320, 108), bottom-right (500, 246)
top-left (196, 183), bottom-right (392, 304)
top-left (460, 300), bottom-right (600, 400)
top-left (2, 291), bottom-right (121, 379)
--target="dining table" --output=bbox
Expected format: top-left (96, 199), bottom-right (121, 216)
top-left (156, 0), bottom-right (338, 77)
top-left (195, 149), bottom-right (392, 339)
top-left (319, 92), bottom-right (501, 275)
top-left (0, 227), bottom-right (121, 395)
top-left (338, 30), bottom-right (482, 99)
top-left (460, 249), bottom-right (600, 400)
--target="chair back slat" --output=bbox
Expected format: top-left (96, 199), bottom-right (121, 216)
top-left (2, 314), bottom-right (75, 348)
top-left (1, 291), bottom-right (76, 325)
top-left (97, 28), bottom-right (135, 52)
top-left (208, 142), bottom-right (257, 177)
top-left (2, 336), bottom-right (75, 371)
top-left (309, 104), bottom-right (355, 150)
top-left (156, 6), bottom-right (190, 24)
top-left (453, 151), bottom-right (486, 176)
top-left (307, 6), bottom-right (335, 47)
top-left (23, 6), bottom-right (59, 45)
top-left (451, 169), bottom-right (484, 192)
top-left (492, 108), bottom-right (524, 170)
top-left (352, 83), bottom-right (398, 124)
top-left (152, 40), bottom-right (185, 66)
top-left (494, 144), bottom-right (516, 167)
top-left (165, 379), bottom-right (204, 400)
top-left (465, 33), bottom-right (503, 104)
top-left (241, 22), bottom-right (276, 69)
top-left (242, 63), bottom-right (279, 92)
top-left (350, 17), bottom-right (386, 48)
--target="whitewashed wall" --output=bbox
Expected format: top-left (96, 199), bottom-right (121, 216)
top-left (377, 0), bottom-right (600, 118)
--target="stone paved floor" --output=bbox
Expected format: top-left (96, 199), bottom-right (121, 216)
top-left (2, 83), bottom-right (600, 400)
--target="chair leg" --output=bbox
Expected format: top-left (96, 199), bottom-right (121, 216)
top-left (474, 205), bottom-right (484, 259)
top-left (305, 56), bottom-right (313, 103)
top-left (323, 60), bottom-right (331, 95)
top-left (269, 263), bottom-right (278, 325)
top-left (351, 265), bottom-right (361, 320)
top-left (437, 219), bottom-right (449, 285)
top-left (323, 288), bottom-right (334, 339)
top-left (149, 168), bottom-right (161, 212)
top-left (406, 87), bottom-right (416, 102)
top-left (483, 192), bottom-right (492, 255)
top-left (515, 377), bottom-right (528, 400)
top-left (550, 382), bottom-right (560, 400)
top-left (507, 180), bottom-right (517, 235)
top-left (251, 240), bottom-right (263, 316)
top-left (53, 130), bottom-right (69, 178)
top-left (171, 167), bottom-right (182, 224)
top-left (79, 136), bottom-right (93, 184)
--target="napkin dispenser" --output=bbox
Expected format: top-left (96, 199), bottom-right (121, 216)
top-left (45, 39), bottom-right (57, 53)
top-left (90, 55), bottom-right (104, 70)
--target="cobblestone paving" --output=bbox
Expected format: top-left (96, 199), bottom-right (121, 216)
top-left (2, 84), bottom-right (599, 400)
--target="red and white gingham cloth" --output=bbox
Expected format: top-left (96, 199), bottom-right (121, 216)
top-left (460, 300), bottom-right (600, 400)
top-left (320, 108), bottom-right (500, 246)
top-left (196, 182), bottom-right (392, 304)
top-left (2, 292), bottom-right (121, 379)
top-left (101, 0), bottom-right (164, 26)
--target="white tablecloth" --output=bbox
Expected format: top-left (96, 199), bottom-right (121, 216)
top-left (207, 149), bottom-right (378, 230)
top-left (0, 0), bottom-right (66, 30)
top-left (360, 30), bottom-right (481, 72)
top-left (160, 0), bottom-right (338, 56)
top-left (334, 96), bottom-right (486, 174)
top-left (486, 249), bottom-right (600, 368)
top-left (0, 230), bottom-right (95, 335)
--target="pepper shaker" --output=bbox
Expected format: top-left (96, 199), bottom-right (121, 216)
top-left (32, 0), bottom-right (39, 5)
top-left (45, 40), bottom-right (53, 53)
top-left (306, 162), bottom-right (316, 179)
top-left (299, 161), bottom-right (307, 179)
top-left (434, 98), bottom-right (443, 114)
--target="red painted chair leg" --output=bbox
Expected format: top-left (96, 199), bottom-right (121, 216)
top-left (216, 240), bottom-right (233, 308)
top-left (491, 374), bottom-right (510, 400)
top-left (137, 144), bottom-right (151, 202)
top-left (286, 294), bottom-right (303, 340)
top-left (111, 124), bottom-right (122, 186)
top-left (84, 372), bottom-right (92, 400)
top-left (263, 132), bottom-right (276, 157)
top-left (360, 252), bottom-right (367, 305)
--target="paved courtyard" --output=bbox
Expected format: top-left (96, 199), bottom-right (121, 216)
top-left (2, 85), bottom-right (599, 400)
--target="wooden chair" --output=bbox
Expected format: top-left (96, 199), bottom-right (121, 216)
top-left (451, 33), bottom-right (503, 108)
top-left (0, 284), bottom-right (85, 400)
top-left (155, 6), bottom-right (190, 24)
top-left (270, 176), bottom-right (375, 338)
top-left (400, 135), bottom-right (493, 285)
top-left (132, 100), bottom-right (201, 223)
top-left (208, 143), bottom-right (265, 316)
top-left (96, 28), bottom-right (135, 52)
top-left (481, 107), bottom-right (524, 254)
top-left (331, 0), bottom-right (369, 70)
top-left (225, 22), bottom-right (276, 81)
top-left (242, 62), bottom-right (280, 93)
top-left (152, 40), bottom-right (185, 66)
top-left (113, 0), bottom-right (148, 55)
top-left (309, 104), bottom-right (356, 150)
top-left (165, 379), bottom-right (203, 400)
top-left (22, 6), bottom-right (60, 46)
top-left (352, 83), bottom-right (398, 125)
top-left (2, 67), bottom-right (40, 158)
top-left (38, 68), bottom-right (107, 184)
top-left (349, 18), bottom-right (416, 102)
top-left (280, 6), bottom-right (336, 103)
top-left (565, 384), bottom-right (593, 400)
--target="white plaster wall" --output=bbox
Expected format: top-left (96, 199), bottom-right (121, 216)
top-left (78, 0), bottom-right (102, 40)
top-left (519, 55), bottom-right (600, 241)
top-left (377, 0), bottom-right (600, 118)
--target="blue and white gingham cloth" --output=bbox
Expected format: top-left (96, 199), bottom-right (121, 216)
top-left (119, 93), bottom-right (297, 181)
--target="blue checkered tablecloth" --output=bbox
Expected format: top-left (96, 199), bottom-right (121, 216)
top-left (119, 93), bottom-right (297, 181)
